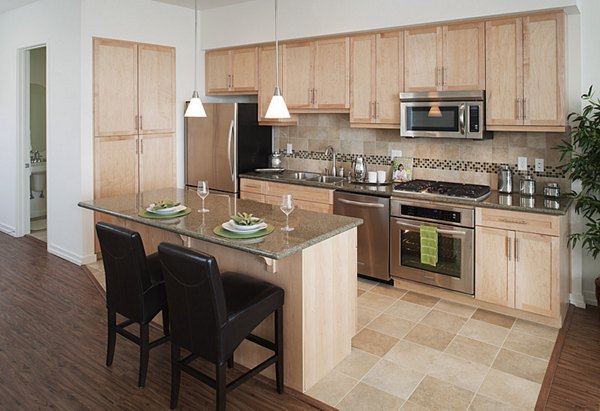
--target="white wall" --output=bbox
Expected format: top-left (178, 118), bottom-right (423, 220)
top-left (0, 0), bottom-right (195, 265)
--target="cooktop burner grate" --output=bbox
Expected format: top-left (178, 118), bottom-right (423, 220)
top-left (393, 179), bottom-right (491, 201)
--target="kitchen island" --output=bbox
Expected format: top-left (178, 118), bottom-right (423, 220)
top-left (79, 188), bottom-right (362, 392)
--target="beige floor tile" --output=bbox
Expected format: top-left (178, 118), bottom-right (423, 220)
top-left (433, 299), bottom-right (477, 318)
top-left (371, 284), bottom-right (408, 299)
top-left (384, 340), bottom-right (441, 374)
top-left (385, 300), bottom-right (431, 322)
top-left (492, 348), bottom-right (549, 384)
top-left (471, 309), bottom-right (516, 329)
top-left (352, 328), bottom-right (399, 357)
top-left (401, 291), bottom-right (440, 308)
top-left (427, 353), bottom-right (489, 392)
top-left (337, 382), bottom-right (405, 411)
top-left (358, 291), bottom-right (398, 312)
top-left (420, 310), bottom-right (467, 334)
top-left (334, 348), bottom-right (380, 380)
top-left (367, 314), bottom-right (416, 339)
top-left (478, 368), bottom-right (541, 409)
top-left (404, 324), bottom-right (455, 351)
top-left (400, 401), bottom-right (430, 411)
top-left (459, 319), bottom-right (510, 347)
top-left (503, 330), bottom-right (555, 360)
top-left (408, 376), bottom-right (474, 410)
top-left (357, 277), bottom-right (378, 291)
top-left (512, 319), bottom-right (559, 341)
top-left (357, 289), bottom-right (365, 297)
top-left (363, 359), bottom-right (424, 400)
top-left (357, 305), bottom-right (379, 332)
top-left (468, 394), bottom-right (518, 411)
top-left (444, 335), bottom-right (500, 367)
top-left (306, 370), bottom-right (358, 407)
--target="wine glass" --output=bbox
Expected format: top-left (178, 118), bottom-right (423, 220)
top-left (197, 180), bottom-right (209, 213)
top-left (280, 194), bottom-right (295, 232)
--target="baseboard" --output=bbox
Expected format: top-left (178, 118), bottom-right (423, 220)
top-left (583, 290), bottom-right (598, 306)
top-left (0, 222), bottom-right (16, 236)
top-left (570, 292), bottom-right (587, 308)
top-left (47, 243), bottom-right (97, 266)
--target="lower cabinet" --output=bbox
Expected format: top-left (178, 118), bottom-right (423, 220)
top-left (475, 208), bottom-right (568, 319)
top-left (240, 178), bottom-right (334, 214)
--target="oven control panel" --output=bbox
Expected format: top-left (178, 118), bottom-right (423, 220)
top-left (401, 204), bottom-right (461, 224)
top-left (390, 198), bottom-right (475, 228)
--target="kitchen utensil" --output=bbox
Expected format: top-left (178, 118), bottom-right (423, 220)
top-left (519, 175), bottom-right (536, 196)
top-left (352, 156), bottom-right (367, 181)
top-left (544, 182), bottom-right (561, 198)
top-left (367, 171), bottom-right (377, 183)
top-left (498, 165), bottom-right (513, 193)
top-left (269, 151), bottom-right (283, 168)
top-left (377, 170), bottom-right (387, 184)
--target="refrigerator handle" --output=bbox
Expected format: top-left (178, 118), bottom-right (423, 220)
top-left (227, 120), bottom-right (235, 182)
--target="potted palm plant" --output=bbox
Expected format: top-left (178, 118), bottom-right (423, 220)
top-left (557, 86), bottom-right (600, 307)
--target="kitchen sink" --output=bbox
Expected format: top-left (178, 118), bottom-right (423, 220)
top-left (312, 175), bottom-right (345, 183)
top-left (286, 172), bottom-right (321, 180)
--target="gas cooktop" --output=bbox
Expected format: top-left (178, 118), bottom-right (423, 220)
top-left (393, 179), bottom-right (491, 201)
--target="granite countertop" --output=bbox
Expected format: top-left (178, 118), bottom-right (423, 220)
top-left (241, 173), bottom-right (572, 215)
top-left (78, 188), bottom-right (362, 260)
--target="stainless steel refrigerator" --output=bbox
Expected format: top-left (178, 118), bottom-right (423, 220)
top-left (184, 103), bottom-right (272, 195)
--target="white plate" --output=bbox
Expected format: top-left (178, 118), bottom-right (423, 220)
top-left (147, 204), bottom-right (186, 214)
top-left (226, 219), bottom-right (266, 231)
top-left (222, 221), bottom-right (268, 234)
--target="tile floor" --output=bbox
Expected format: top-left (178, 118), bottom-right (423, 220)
top-left (305, 278), bottom-right (559, 411)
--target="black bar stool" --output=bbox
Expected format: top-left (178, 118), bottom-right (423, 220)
top-left (96, 222), bottom-right (170, 387)
top-left (157, 242), bottom-right (284, 410)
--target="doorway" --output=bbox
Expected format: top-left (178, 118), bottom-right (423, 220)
top-left (17, 45), bottom-right (47, 242)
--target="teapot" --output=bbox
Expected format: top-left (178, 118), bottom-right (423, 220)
top-left (269, 151), bottom-right (283, 168)
top-left (352, 156), bottom-right (367, 181)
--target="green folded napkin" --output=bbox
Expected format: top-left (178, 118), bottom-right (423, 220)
top-left (420, 225), bottom-right (438, 267)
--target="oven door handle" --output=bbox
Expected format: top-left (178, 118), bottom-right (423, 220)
top-left (337, 198), bottom-right (385, 208)
top-left (395, 221), bottom-right (466, 236)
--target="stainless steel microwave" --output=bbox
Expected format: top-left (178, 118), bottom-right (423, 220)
top-left (400, 90), bottom-right (490, 139)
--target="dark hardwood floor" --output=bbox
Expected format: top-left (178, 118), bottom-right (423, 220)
top-left (0, 233), bottom-right (332, 410)
top-left (538, 304), bottom-right (600, 410)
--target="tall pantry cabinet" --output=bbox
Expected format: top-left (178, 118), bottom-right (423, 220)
top-left (93, 38), bottom-right (176, 198)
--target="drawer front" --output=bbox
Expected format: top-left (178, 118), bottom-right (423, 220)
top-left (265, 195), bottom-right (333, 214)
top-left (240, 178), bottom-right (265, 194)
top-left (476, 207), bottom-right (560, 236)
top-left (240, 191), bottom-right (265, 202)
top-left (265, 181), bottom-right (334, 204)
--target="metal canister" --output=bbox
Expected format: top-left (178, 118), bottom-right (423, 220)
top-left (519, 175), bottom-right (536, 196)
top-left (543, 183), bottom-right (561, 198)
top-left (498, 165), bottom-right (513, 193)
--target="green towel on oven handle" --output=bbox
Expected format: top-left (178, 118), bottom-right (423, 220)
top-left (420, 225), bottom-right (438, 267)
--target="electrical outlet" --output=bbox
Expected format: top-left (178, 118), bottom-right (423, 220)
top-left (535, 158), bottom-right (544, 172)
top-left (518, 156), bottom-right (528, 171)
top-left (286, 143), bottom-right (293, 154)
top-left (391, 150), bottom-right (403, 158)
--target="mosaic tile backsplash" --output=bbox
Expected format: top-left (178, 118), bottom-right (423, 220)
top-left (273, 114), bottom-right (570, 191)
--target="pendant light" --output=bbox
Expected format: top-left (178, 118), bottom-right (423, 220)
top-left (265, 0), bottom-right (290, 119)
top-left (185, 0), bottom-right (206, 117)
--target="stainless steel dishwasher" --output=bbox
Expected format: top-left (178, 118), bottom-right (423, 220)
top-left (334, 191), bottom-right (392, 284)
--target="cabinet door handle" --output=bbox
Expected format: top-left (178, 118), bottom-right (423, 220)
top-left (140, 139), bottom-right (144, 155)
top-left (524, 97), bottom-right (528, 120)
top-left (516, 98), bottom-right (522, 120)
top-left (140, 115), bottom-right (143, 131)
top-left (308, 89), bottom-right (312, 105)
top-left (313, 88), bottom-right (317, 105)
top-left (515, 238), bottom-right (520, 262)
top-left (369, 101), bottom-right (373, 119)
top-left (498, 217), bottom-right (527, 225)
top-left (443, 67), bottom-right (447, 86)
top-left (507, 237), bottom-right (512, 261)
top-left (135, 115), bottom-right (139, 131)
top-left (375, 101), bottom-right (379, 119)
top-left (230, 74), bottom-right (234, 88)
top-left (435, 67), bottom-right (440, 87)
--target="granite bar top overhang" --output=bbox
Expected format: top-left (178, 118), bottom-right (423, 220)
top-left (79, 188), bottom-right (363, 260)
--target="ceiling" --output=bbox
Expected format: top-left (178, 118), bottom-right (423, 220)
top-left (0, 0), bottom-right (253, 15)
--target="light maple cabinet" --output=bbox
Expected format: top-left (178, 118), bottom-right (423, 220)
top-left (475, 207), bottom-right (569, 321)
top-left (350, 31), bottom-right (403, 128)
top-left (486, 12), bottom-right (566, 131)
top-left (282, 37), bottom-right (350, 112)
top-left (240, 178), bottom-right (334, 214)
top-left (257, 45), bottom-right (296, 125)
top-left (205, 47), bottom-right (258, 95)
top-left (404, 22), bottom-right (485, 92)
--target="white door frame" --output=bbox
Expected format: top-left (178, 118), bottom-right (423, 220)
top-left (16, 43), bottom-right (47, 237)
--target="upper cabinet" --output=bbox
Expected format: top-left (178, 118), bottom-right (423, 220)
top-left (486, 12), bottom-right (566, 131)
top-left (257, 45), bottom-right (297, 126)
top-left (350, 31), bottom-right (403, 128)
top-left (94, 38), bottom-right (175, 137)
top-left (404, 22), bottom-right (485, 92)
top-left (282, 37), bottom-right (350, 112)
top-left (205, 46), bottom-right (258, 95)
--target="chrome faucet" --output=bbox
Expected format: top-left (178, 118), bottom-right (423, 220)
top-left (324, 145), bottom-right (337, 177)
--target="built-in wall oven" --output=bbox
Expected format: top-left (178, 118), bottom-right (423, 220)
top-left (390, 198), bottom-right (475, 295)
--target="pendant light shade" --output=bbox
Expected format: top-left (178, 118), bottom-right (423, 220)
top-left (264, 0), bottom-right (290, 119)
top-left (185, 0), bottom-right (206, 117)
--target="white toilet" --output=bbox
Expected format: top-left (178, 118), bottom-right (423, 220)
top-left (30, 162), bottom-right (46, 194)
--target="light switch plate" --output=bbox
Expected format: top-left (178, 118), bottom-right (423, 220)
top-left (535, 158), bottom-right (544, 172)
top-left (391, 150), bottom-right (402, 158)
top-left (518, 156), bottom-right (528, 171)
top-left (286, 143), bottom-right (293, 154)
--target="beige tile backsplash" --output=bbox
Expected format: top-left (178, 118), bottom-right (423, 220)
top-left (274, 114), bottom-right (570, 191)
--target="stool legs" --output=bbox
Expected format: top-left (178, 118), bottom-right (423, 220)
top-left (170, 344), bottom-right (181, 409)
top-left (275, 307), bottom-right (284, 394)
top-left (216, 362), bottom-right (227, 411)
top-left (106, 310), bottom-right (117, 366)
top-left (138, 324), bottom-right (150, 387)
top-left (162, 307), bottom-right (170, 337)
